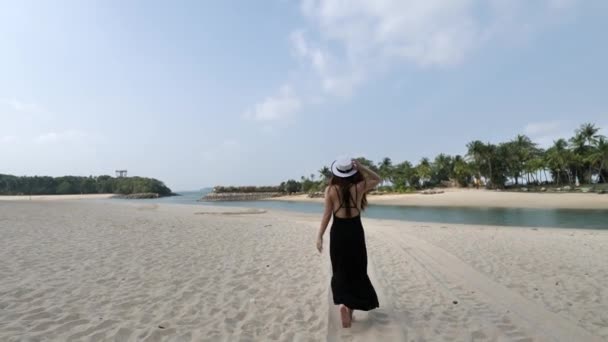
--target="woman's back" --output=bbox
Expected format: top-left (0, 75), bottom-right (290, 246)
top-left (329, 183), bottom-right (363, 219)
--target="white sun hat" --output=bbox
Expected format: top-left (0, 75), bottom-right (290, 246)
top-left (331, 157), bottom-right (358, 178)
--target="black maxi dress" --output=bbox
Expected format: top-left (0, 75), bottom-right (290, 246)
top-left (329, 186), bottom-right (379, 311)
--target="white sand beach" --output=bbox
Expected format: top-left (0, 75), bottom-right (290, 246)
top-left (273, 188), bottom-right (608, 210)
top-left (0, 194), bottom-right (115, 201)
top-left (1, 200), bottom-right (607, 341)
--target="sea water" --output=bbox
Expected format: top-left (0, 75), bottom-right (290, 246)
top-left (114, 190), bottom-right (608, 229)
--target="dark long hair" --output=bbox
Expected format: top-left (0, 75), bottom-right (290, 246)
top-left (329, 172), bottom-right (368, 216)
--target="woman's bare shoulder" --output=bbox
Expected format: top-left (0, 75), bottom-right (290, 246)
top-left (356, 180), bottom-right (367, 192)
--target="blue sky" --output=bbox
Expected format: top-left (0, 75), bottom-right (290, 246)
top-left (1, 0), bottom-right (607, 190)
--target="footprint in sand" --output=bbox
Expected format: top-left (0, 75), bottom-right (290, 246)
top-left (369, 311), bottom-right (391, 325)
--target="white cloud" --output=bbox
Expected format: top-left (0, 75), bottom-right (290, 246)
top-left (36, 130), bottom-right (86, 143)
top-left (245, 0), bottom-right (578, 130)
top-left (290, 30), bottom-right (328, 73)
top-left (0, 98), bottom-right (44, 113)
top-left (0, 135), bottom-right (18, 143)
top-left (244, 85), bottom-right (302, 121)
top-left (301, 0), bottom-right (478, 66)
top-left (290, 30), bottom-right (365, 97)
top-left (291, 0), bottom-right (578, 97)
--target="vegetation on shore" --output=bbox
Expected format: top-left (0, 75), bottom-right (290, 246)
top-left (0, 174), bottom-right (173, 196)
top-left (213, 122), bottom-right (607, 195)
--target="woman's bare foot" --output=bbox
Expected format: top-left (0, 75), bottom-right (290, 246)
top-left (340, 305), bottom-right (352, 328)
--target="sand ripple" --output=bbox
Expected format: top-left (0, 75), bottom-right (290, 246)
top-left (0, 202), bottom-right (327, 341)
top-left (1, 201), bottom-right (606, 341)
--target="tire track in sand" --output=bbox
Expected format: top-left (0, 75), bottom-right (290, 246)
top-left (371, 225), bottom-right (603, 342)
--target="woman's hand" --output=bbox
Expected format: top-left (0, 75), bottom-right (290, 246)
top-left (351, 159), bottom-right (360, 170)
top-left (316, 235), bottom-right (323, 253)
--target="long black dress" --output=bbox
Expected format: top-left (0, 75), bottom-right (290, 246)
top-left (330, 186), bottom-right (379, 311)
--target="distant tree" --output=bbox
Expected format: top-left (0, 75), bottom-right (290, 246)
top-left (319, 166), bottom-right (332, 181)
top-left (80, 177), bottom-right (97, 194)
top-left (284, 179), bottom-right (300, 194)
top-left (484, 144), bottom-right (498, 187)
top-left (96, 175), bottom-right (114, 193)
top-left (392, 161), bottom-right (416, 190)
top-left (378, 157), bottom-right (394, 186)
top-left (416, 158), bottom-right (432, 187)
top-left (508, 134), bottom-right (537, 185)
top-left (272, 122), bottom-right (606, 191)
top-left (452, 155), bottom-right (473, 187)
top-left (466, 140), bottom-right (486, 183)
top-left (300, 176), bottom-right (316, 193)
top-left (354, 157), bottom-right (379, 173)
top-left (577, 123), bottom-right (603, 146)
top-left (546, 139), bottom-right (569, 185)
top-left (587, 137), bottom-right (608, 183)
top-left (430, 154), bottom-right (453, 185)
top-left (570, 123), bottom-right (605, 184)
top-left (0, 174), bottom-right (172, 196)
top-left (56, 180), bottom-right (76, 194)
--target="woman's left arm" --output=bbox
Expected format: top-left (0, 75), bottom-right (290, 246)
top-left (316, 186), bottom-right (332, 253)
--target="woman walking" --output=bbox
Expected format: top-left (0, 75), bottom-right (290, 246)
top-left (316, 158), bottom-right (381, 328)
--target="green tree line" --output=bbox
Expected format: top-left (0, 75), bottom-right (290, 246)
top-left (0, 174), bottom-right (173, 196)
top-left (285, 122), bottom-right (607, 193)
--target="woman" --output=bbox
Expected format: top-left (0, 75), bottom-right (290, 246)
top-left (316, 158), bottom-right (381, 328)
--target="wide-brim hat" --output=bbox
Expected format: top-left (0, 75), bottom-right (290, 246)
top-left (331, 158), bottom-right (358, 178)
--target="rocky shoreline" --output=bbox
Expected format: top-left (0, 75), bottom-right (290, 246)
top-left (112, 193), bottom-right (178, 199)
top-left (200, 192), bottom-right (282, 202)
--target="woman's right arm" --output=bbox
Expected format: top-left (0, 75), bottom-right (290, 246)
top-left (353, 160), bottom-right (381, 193)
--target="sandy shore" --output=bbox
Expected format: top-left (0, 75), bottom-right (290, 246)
top-left (272, 188), bottom-right (608, 209)
top-left (1, 201), bottom-right (607, 341)
top-left (0, 194), bottom-right (114, 201)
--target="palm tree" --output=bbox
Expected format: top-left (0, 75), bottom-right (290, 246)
top-left (452, 155), bottom-right (472, 186)
top-left (318, 166), bottom-right (332, 182)
top-left (378, 157), bottom-right (393, 186)
top-left (392, 161), bottom-right (413, 189)
top-left (392, 160), bottom-right (420, 189)
top-left (466, 140), bottom-right (485, 180)
top-left (466, 141), bottom-right (498, 187)
top-left (275, 121), bottom-right (604, 192)
top-left (527, 155), bottom-right (547, 184)
top-left (500, 141), bottom-right (519, 185)
top-left (511, 134), bottom-right (537, 185)
top-left (416, 158), bottom-right (432, 187)
top-left (569, 131), bottom-right (587, 184)
top-left (431, 153), bottom-right (453, 185)
top-left (577, 123), bottom-right (603, 146)
top-left (485, 143), bottom-right (497, 188)
top-left (546, 139), bottom-right (571, 185)
top-left (570, 123), bottom-right (605, 184)
top-left (355, 157), bottom-right (379, 172)
top-left (587, 137), bottom-right (608, 183)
